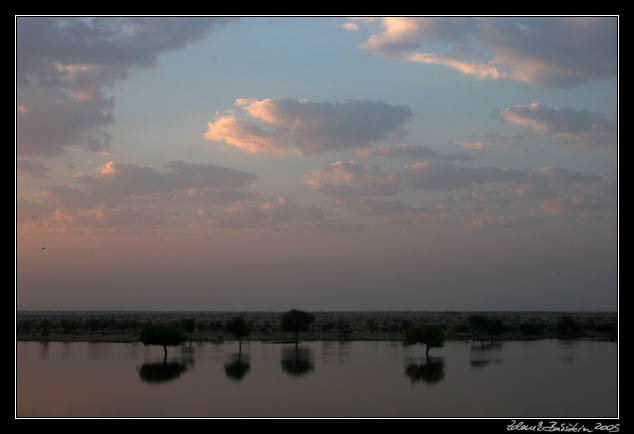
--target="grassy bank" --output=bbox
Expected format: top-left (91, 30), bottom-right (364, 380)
top-left (16, 311), bottom-right (618, 343)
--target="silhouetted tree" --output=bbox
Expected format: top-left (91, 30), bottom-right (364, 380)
top-left (139, 324), bottom-right (186, 362)
top-left (596, 322), bottom-right (618, 341)
top-left (487, 319), bottom-right (505, 342)
top-left (38, 319), bottom-right (51, 337)
top-left (556, 316), bottom-right (583, 338)
top-left (280, 310), bottom-right (314, 345)
top-left (335, 318), bottom-right (352, 340)
top-left (225, 317), bottom-right (251, 352)
top-left (60, 318), bottom-right (82, 334)
top-left (404, 324), bottom-right (445, 358)
top-left (469, 315), bottom-right (490, 342)
top-left (519, 321), bottom-right (545, 336)
top-left (181, 318), bottom-right (196, 345)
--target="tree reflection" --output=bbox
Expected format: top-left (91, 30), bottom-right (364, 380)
top-left (469, 341), bottom-right (503, 369)
top-left (38, 341), bottom-right (49, 360)
top-left (281, 346), bottom-right (314, 377)
top-left (224, 352), bottom-right (251, 382)
top-left (404, 357), bottom-right (445, 385)
top-left (138, 359), bottom-right (194, 384)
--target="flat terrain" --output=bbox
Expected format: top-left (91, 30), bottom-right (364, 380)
top-left (16, 311), bottom-right (617, 343)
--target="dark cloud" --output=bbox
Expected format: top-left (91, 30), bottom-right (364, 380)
top-left (17, 17), bottom-right (232, 157)
top-left (355, 17), bottom-right (617, 87)
top-left (402, 162), bottom-right (529, 191)
top-left (205, 195), bottom-right (330, 230)
top-left (305, 161), bottom-right (401, 198)
top-left (48, 160), bottom-right (256, 210)
top-left (340, 198), bottom-right (430, 217)
top-left (16, 198), bottom-right (53, 223)
top-left (17, 158), bottom-right (49, 178)
top-left (500, 103), bottom-right (617, 149)
top-left (206, 98), bottom-right (412, 155)
top-left (305, 160), bottom-right (607, 221)
top-left (17, 87), bottom-right (115, 156)
top-left (306, 160), bottom-right (530, 199)
top-left (363, 143), bottom-right (473, 161)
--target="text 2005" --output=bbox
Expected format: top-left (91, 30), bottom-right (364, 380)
top-left (594, 423), bottom-right (619, 433)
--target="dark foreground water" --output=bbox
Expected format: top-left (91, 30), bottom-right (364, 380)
top-left (16, 339), bottom-right (617, 418)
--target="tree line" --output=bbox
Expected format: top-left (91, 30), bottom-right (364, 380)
top-left (17, 312), bottom-right (617, 342)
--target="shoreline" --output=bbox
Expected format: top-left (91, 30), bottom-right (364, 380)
top-left (16, 311), bottom-right (618, 344)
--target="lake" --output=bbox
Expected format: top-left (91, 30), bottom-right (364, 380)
top-left (16, 339), bottom-right (617, 418)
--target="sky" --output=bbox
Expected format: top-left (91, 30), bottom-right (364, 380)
top-left (15, 16), bottom-right (618, 311)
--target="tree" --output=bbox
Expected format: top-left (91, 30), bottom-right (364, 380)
top-left (181, 318), bottom-right (196, 346)
top-left (225, 317), bottom-right (251, 352)
top-left (280, 309), bottom-right (314, 345)
top-left (519, 321), bottom-right (545, 336)
top-left (404, 324), bottom-right (445, 358)
top-left (38, 319), bottom-right (51, 337)
top-left (335, 318), bottom-right (352, 340)
top-left (556, 316), bottom-right (582, 338)
top-left (469, 314), bottom-right (490, 343)
top-left (139, 324), bottom-right (186, 362)
top-left (487, 319), bottom-right (505, 342)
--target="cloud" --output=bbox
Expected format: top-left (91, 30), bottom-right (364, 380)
top-left (500, 103), bottom-right (617, 149)
top-left (305, 160), bottom-right (530, 200)
top-left (305, 161), bottom-right (401, 198)
top-left (305, 159), bottom-right (607, 222)
top-left (204, 116), bottom-right (289, 154)
top-left (466, 215), bottom-right (542, 229)
top-left (406, 52), bottom-right (505, 80)
top-left (204, 195), bottom-right (331, 230)
top-left (353, 17), bottom-right (617, 87)
top-left (342, 22), bottom-right (359, 32)
top-left (455, 141), bottom-right (492, 153)
top-left (17, 86), bottom-right (116, 156)
top-left (362, 143), bottom-right (473, 161)
top-left (17, 17), bottom-right (231, 157)
top-left (17, 198), bottom-right (53, 224)
top-left (401, 161), bottom-right (528, 191)
top-left (17, 158), bottom-right (49, 178)
top-left (533, 166), bottom-right (599, 184)
top-left (27, 159), bottom-right (353, 232)
top-left (540, 199), bottom-right (567, 215)
top-left (47, 160), bottom-right (256, 210)
top-left (205, 98), bottom-right (412, 155)
top-left (537, 175), bottom-right (617, 216)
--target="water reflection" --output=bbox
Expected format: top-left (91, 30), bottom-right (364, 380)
top-left (321, 341), bottom-right (351, 363)
top-left (38, 341), bottom-right (49, 360)
top-left (89, 342), bottom-right (107, 360)
top-left (17, 340), bottom-right (618, 417)
top-left (137, 359), bottom-right (194, 384)
top-left (180, 344), bottom-right (195, 356)
top-left (60, 341), bottom-right (72, 359)
top-left (469, 342), bottom-right (503, 369)
top-left (404, 357), bottom-right (445, 385)
top-left (558, 339), bottom-right (578, 363)
top-left (224, 352), bottom-right (251, 382)
top-left (281, 346), bottom-right (314, 378)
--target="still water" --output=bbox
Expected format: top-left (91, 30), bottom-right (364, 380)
top-left (16, 340), bottom-right (617, 418)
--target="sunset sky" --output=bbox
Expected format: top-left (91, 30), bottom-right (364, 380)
top-left (16, 17), bottom-right (618, 311)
